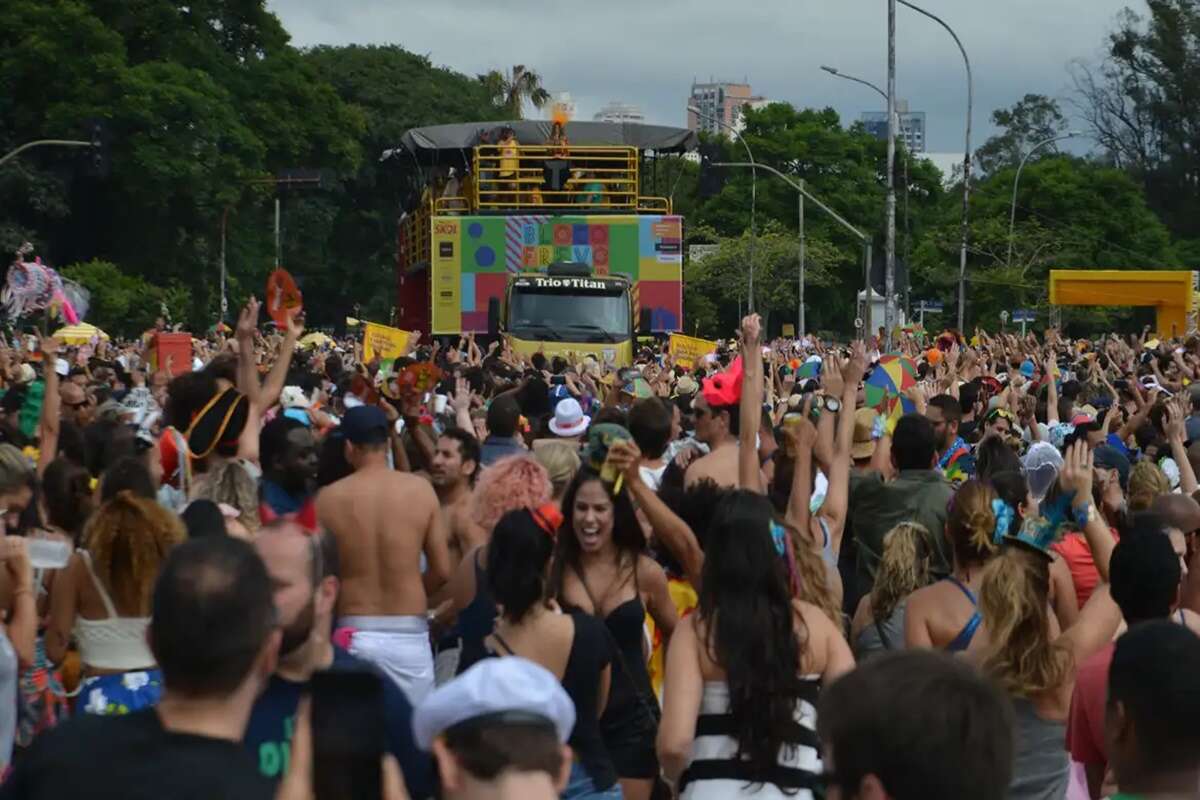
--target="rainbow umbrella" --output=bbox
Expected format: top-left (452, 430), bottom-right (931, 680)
top-left (864, 354), bottom-right (918, 417)
top-left (795, 359), bottom-right (821, 381)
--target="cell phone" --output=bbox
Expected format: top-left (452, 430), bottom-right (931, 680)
top-left (311, 669), bottom-right (386, 800)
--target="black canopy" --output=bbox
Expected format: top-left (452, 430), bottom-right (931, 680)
top-left (385, 120), bottom-right (697, 163)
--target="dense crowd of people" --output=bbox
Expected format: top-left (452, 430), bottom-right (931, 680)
top-left (0, 301), bottom-right (1193, 800)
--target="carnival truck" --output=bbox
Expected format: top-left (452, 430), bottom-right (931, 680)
top-left (388, 120), bottom-right (695, 366)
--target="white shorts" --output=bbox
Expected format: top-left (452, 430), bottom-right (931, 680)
top-left (336, 615), bottom-right (434, 706)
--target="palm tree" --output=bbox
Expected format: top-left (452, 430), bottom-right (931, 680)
top-left (477, 64), bottom-right (551, 119)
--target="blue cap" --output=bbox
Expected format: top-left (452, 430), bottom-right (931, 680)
top-left (341, 405), bottom-right (389, 444)
top-left (1020, 360), bottom-right (1036, 378)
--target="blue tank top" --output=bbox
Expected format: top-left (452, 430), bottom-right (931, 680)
top-left (944, 576), bottom-right (981, 653)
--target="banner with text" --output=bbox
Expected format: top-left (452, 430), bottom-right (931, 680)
top-left (363, 322), bottom-right (413, 365)
top-left (669, 333), bottom-right (717, 369)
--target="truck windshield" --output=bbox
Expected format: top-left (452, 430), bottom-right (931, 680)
top-left (509, 288), bottom-right (630, 343)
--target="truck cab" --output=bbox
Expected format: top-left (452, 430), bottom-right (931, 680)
top-left (502, 262), bottom-right (643, 367)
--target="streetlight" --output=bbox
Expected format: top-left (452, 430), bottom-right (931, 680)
top-left (688, 104), bottom-right (757, 312)
top-left (897, 0), bottom-right (973, 333)
top-left (715, 160), bottom-right (874, 340)
top-left (819, 64), bottom-right (911, 335)
top-left (1007, 131), bottom-right (1080, 267)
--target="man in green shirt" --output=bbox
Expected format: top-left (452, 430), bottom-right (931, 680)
top-left (848, 413), bottom-right (953, 597)
top-left (1105, 620), bottom-right (1200, 800)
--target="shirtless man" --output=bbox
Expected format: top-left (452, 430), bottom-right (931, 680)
top-left (428, 429), bottom-right (484, 568)
top-left (316, 405), bottom-right (450, 705)
top-left (684, 392), bottom-right (740, 489)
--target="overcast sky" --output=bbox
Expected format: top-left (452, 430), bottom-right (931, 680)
top-left (269, 0), bottom-right (1138, 154)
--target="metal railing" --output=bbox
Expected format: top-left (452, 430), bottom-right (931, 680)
top-left (472, 144), bottom-right (668, 212)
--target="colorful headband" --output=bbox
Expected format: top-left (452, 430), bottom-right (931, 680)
top-left (531, 503), bottom-right (563, 537)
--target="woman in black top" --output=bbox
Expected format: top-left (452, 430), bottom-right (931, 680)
top-left (550, 467), bottom-right (678, 800)
top-left (483, 505), bottom-right (620, 799)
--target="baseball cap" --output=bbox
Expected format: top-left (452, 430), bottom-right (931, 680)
top-left (1093, 444), bottom-right (1131, 491)
top-left (1019, 360), bottom-right (1036, 378)
top-left (413, 657), bottom-right (575, 751)
top-left (341, 405), bottom-right (389, 445)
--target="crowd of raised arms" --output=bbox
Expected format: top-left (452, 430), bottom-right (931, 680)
top-left (0, 299), bottom-right (1191, 800)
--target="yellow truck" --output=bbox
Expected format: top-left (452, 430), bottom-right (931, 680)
top-left (391, 120), bottom-right (694, 368)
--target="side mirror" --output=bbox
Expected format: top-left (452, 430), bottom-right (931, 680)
top-left (638, 308), bottom-right (653, 336)
top-left (487, 297), bottom-right (500, 336)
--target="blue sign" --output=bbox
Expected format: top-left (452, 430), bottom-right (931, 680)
top-left (917, 300), bottom-right (943, 312)
top-left (1012, 309), bottom-right (1036, 323)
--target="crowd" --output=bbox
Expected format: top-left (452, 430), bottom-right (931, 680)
top-left (0, 300), bottom-right (1191, 800)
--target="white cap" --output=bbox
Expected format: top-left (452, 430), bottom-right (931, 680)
top-left (54, 358), bottom-right (69, 377)
top-left (412, 657), bottom-right (575, 751)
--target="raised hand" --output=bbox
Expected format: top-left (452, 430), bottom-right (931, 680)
top-left (740, 314), bottom-right (762, 350)
top-left (1059, 439), bottom-right (1094, 502)
top-left (236, 296), bottom-right (260, 341)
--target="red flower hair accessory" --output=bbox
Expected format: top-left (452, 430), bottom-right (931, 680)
top-left (701, 356), bottom-right (743, 408)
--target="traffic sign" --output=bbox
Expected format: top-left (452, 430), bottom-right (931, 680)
top-left (915, 300), bottom-right (943, 312)
top-left (1012, 309), bottom-right (1036, 323)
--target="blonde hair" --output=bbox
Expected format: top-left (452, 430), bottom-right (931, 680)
top-left (191, 461), bottom-right (260, 533)
top-left (1128, 460), bottom-right (1169, 511)
top-left (787, 523), bottom-right (841, 626)
top-left (979, 546), bottom-right (1071, 698)
top-left (0, 444), bottom-right (32, 496)
top-left (532, 440), bottom-right (581, 500)
top-left (870, 522), bottom-right (935, 620)
top-left (947, 481), bottom-right (1001, 568)
top-left (83, 491), bottom-right (186, 615)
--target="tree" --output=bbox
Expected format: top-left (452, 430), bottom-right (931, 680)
top-left (476, 65), bottom-right (551, 119)
top-left (60, 259), bottom-right (190, 337)
top-left (1071, 1), bottom-right (1200, 236)
top-left (911, 154), bottom-right (1178, 333)
top-left (974, 94), bottom-right (1069, 176)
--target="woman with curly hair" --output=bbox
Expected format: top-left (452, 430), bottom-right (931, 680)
top-left (904, 480), bottom-right (1002, 650)
top-left (850, 522), bottom-right (936, 659)
top-left (438, 455), bottom-right (553, 678)
top-left (1128, 459), bottom-right (1170, 512)
top-left (46, 491), bottom-right (186, 715)
top-left (969, 441), bottom-right (1121, 800)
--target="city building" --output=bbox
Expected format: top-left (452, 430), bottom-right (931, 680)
top-left (593, 101), bottom-right (645, 124)
top-left (686, 80), bottom-right (769, 135)
top-left (860, 100), bottom-right (927, 153)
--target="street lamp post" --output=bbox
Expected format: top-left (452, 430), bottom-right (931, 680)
top-left (688, 105), bottom-right (757, 312)
top-left (1007, 131), bottom-right (1080, 267)
top-left (820, 65), bottom-right (911, 338)
top-left (897, 0), bottom-right (972, 332)
top-left (886, 0), bottom-right (897, 346)
top-left (715, 160), bottom-right (873, 340)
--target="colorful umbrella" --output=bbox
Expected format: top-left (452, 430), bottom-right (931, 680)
top-left (795, 359), bottom-right (821, 381)
top-left (53, 323), bottom-right (109, 345)
top-left (864, 354), bottom-right (918, 417)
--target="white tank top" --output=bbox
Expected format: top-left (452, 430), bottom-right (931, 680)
top-left (73, 551), bottom-right (156, 671)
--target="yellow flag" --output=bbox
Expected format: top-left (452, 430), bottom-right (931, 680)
top-left (362, 322), bottom-right (412, 363)
top-left (668, 334), bottom-right (718, 369)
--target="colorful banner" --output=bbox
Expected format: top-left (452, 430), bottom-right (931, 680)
top-left (362, 322), bottom-right (412, 364)
top-left (669, 334), bottom-right (717, 369)
top-left (429, 213), bottom-right (683, 335)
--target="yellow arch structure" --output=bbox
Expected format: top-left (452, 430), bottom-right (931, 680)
top-left (1048, 270), bottom-right (1197, 337)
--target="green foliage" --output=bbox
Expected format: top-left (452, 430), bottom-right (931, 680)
top-left (684, 222), bottom-right (845, 338)
top-left (61, 259), bottom-right (189, 336)
top-left (1073, 0), bottom-right (1200, 236)
top-left (974, 94), bottom-right (1069, 176)
top-left (476, 65), bottom-right (550, 119)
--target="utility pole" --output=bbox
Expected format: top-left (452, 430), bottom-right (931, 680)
top-left (885, 0), bottom-right (898, 347)
top-left (798, 180), bottom-right (806, 339)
